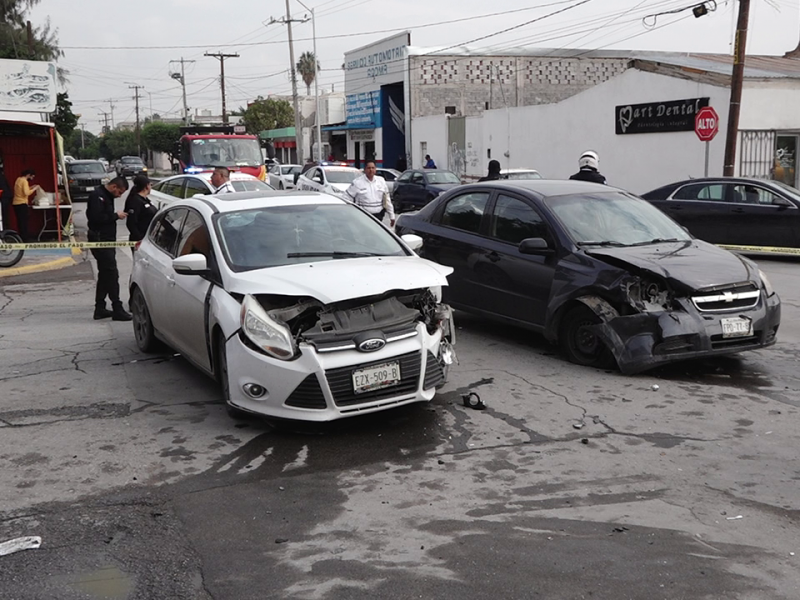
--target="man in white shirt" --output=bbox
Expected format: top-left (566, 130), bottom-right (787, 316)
top-left (211, 167), bottom-right (236, 194)
top-left (345, 160), bottom-right (395, 227)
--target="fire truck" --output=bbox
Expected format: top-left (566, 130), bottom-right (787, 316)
top-left (177, 125), bottom-right (266, 181)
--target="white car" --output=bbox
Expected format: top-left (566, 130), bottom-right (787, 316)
top-left (268, 163), bottom-right (302, 189)
top-left (149, 172), bottom-right (274, 209)
top-left (296, 164), bottom-right (362, 200)
top-left (501, 168), bottom-right (542, 180)
top-left (129, 190), bottom-right (456, 422)
top-left (375, 168), bottom-right (402, 194)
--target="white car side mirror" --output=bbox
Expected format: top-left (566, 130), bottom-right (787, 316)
top-left (173, 254), bottom-right (209, 275)
top-left (401, 234), bottom-right (423, 251)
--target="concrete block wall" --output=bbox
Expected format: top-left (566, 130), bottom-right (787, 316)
top-left (409, 55), bottom-right (630, 118)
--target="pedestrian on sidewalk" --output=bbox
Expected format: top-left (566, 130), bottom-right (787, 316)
top-left (569, 150), bottom-right (606, 184)
top-left (124, 175), bottom-right (156, 245)
top-left (424, 155), bottom-right (437, 169)
top-left (479, 160), bottom-right (502, 182)
top-left (12, 169), bottom-right (40, 241)
top-left (211, 167), bottom-right (236, 194)
top-left (87, 176), bottom-right (131, 321)
top-left (346, 160), bottom-right (395, 227)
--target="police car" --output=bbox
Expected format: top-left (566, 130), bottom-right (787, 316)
top-left (295, 162), bottom-right (361, 200)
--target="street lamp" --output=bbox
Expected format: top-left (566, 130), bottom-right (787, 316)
top-left (296, 0), bottom-right (322, 162)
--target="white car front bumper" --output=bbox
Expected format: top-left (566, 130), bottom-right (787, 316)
top-left (225, 322), bottom-right (445, 421)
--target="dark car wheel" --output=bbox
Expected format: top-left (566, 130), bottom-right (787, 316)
top-left (215, 332), bottom-right (249, 420)
top-left (559, 305), bottom-right (615, 369)
top-left (0, 231), bottom-right (24, 268)
top-left (131, 287), bottom-right (161, 353)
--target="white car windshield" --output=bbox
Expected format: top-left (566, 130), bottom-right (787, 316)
top-left (216, 204), bottom-right (407, 271)
top-left (281, 166), bottom-right (301, 175)
top-left (324, 170), bottom-right (359, 184)
top-left (545, 192), bottom-right (692, 247)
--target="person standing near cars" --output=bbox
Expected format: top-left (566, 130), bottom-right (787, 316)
top-left (569, 150), bottom-right (606, 184)
top-left (87, 177), bottom-right (131, 321)
top-left (346, 160), bottom-right (395, 227)
top-left (424, 155), bottom-right (437, 169)
top-left (479, 160), bottom-right (502, 182)
top-left (210, 167), bottom-right (236, 193)
top-left (12, 169), bottom-right (40, 241)
top-left (124, 175), bottom-right (157, 244)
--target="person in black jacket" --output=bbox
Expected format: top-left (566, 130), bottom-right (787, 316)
top-left (124, 175), bottom-right (156, 243)
top-left (569, 150), bottom-right (606, 184)
top-left (86, 176), bottom-right (130, 321)
top-left (478, 160), bottom-right (502, 182)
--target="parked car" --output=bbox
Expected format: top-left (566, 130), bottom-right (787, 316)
top-left (501, 168), bottom-right (542, 180)
top-left (149, 172), bottom-right (274, 210)
top-left (296, 164), bottom-right (361, 199)
top-left (98, 158), bottom-right (110, 171)
top-left (129, 190), bottom-right (456, 421)
top-left (65, 160), bottom-right (110, 201)
top-left (395, 180), bottom-right (780, 374)
top-left (375, 168), bottom-right (402, 193)
top-left (116, 156), bottom-right (147, 178)
top-left (392, 169), bottom-right (461, 213)
top-left (641, 177), bottom-right (800, 253)
top-left (268, 163), bottom-right (302, 189)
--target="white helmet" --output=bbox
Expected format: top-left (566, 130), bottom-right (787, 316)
top-left (579, 150), bottom-right (599, 170)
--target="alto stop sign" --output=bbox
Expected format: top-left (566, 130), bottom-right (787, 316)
top-left (695, 106), bottom-right (719, 142)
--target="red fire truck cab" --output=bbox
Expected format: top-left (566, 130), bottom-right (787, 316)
top-left (178, 125), bottom-right (266, 181)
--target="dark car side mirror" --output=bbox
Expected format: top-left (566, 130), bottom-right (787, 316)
top-left (518, 237), bottom-right (553, 255)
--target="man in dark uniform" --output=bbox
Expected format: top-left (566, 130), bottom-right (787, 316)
top-left (478, 159), bottom-right (502, 182)
top-left (569, 150), bottom-right (606, 184)
top-left (86, 176), bottom-right (131, 321)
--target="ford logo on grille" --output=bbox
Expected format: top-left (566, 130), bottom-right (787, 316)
top-left (358, 338), bottom-right (386, 352)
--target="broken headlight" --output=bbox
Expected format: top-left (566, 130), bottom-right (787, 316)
top-left (758, 269), bottom-right (775, 297)
top-left (240, 295), bottom-right (296, 360)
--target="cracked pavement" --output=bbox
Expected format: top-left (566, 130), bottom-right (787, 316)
top-left (0, 246), bottom-right (798, 599)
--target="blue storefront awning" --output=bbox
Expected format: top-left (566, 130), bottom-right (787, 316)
top-left (322, 122), bottom-right (377, 132)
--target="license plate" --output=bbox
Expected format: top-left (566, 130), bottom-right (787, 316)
top-left (721, 317), bottom-right (752, 338)
top-left (352, 361), bottom-right (401, 394)
top-left (84, 186), bottom-right (95, 191)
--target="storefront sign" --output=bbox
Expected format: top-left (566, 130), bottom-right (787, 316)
top-left (346, 91), bottom-right (382, 128)
top-left (344, 32), bottom-right (409, 91)
top-left (0, 58), bottom-right (58, 113)
top-left (349, 129), bottom-right (375, 142)
top-left (615, 97), bottom-right (709, 135)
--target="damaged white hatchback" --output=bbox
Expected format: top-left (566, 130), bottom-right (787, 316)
top-left (129, 191), bottom-right (456, 421)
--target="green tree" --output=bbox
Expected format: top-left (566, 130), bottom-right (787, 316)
top-left (52, 92), bottom-right (78, 137)
top-left (240, 97), bottom-right (294, 135)
top-left (296, 51), bottom-right (319, 96)
top-left (0, 0), bottom-right (62, 63)
top-left (65, 128), bottom-right (100, 159)
top-left (100, 129), bottom-right (138, 161)
top-left (141, 121), bottom-right (181, 162)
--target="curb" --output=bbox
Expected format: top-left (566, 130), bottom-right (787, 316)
top-left (0, 255), bottom-right (77, 278)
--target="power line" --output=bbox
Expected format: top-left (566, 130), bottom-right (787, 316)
top-left (204, 52), bottom-right (240, 123)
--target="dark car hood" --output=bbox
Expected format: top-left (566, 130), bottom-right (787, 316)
top-left (69, 173), bottom-right (104, 180)
top-left (585, 240), bottom-right (756, 291)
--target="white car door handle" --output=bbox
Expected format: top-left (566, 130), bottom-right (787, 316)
top-left (166, 276), bottom-right (176, 286)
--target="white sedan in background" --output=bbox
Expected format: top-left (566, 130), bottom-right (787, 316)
top-left (268, 163), bottom-right (302, 189)
top-left (376, 168), bottom-right (402, 194)
top-left (129, 190), bottom-right (456, 422)
top-left (296, 164), bottom-right (362, 200)
top-left (149, 172), bottom-right (274, 209)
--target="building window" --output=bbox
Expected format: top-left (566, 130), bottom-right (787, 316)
top-left (445, 106), bottom-right (456, 115)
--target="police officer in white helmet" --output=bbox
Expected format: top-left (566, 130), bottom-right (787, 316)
top-left (569, 150), bottom-right (606, 184)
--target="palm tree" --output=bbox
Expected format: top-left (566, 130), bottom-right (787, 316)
top-left (296, 51), bottom-right (320, 96)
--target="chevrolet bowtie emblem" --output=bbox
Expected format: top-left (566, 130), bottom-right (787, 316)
top-left (722, 292), bottom-right (735, 302)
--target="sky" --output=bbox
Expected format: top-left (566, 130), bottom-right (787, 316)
top-left (25, 0), bottom-right (800, 134)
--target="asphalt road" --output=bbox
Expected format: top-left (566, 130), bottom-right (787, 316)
top-left (0, 218), bottom-right (798, 599)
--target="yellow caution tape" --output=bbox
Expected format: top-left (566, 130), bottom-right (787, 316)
top-left (719, 244), bottom-right (800, 256)
top-left (0, 240), bottom-right (137, 251)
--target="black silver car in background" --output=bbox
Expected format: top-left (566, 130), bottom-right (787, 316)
top-left (392, 169), bottom-right (461, 213)
top-left (641, 177), bottom-right (800, 253)
top-left (66, 160), bottom-right (109, 201)
top-left (396, 180), bottom-right (780, 374)
top-left (116, 156), bottom-right (147, 178)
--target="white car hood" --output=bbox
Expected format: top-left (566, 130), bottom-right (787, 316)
top-left (225, 256), bottom-right (453, 304)
top-left (329, 183), bottom-right (350, 193)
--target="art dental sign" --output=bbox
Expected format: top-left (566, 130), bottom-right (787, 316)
top-left (615, 97), bottom-right (710, 135)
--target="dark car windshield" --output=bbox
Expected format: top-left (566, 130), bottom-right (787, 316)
top-left (545, 192), bottom-right (692, 247)
top-left (426, 172), bottom-right (460, 185)
top-left (281, 166), bottom-right (301, 175)
top-left (768, 180), bottom-right (800, 203)
top-left (67, 162), bottom-right (106, 174)
top-left (216, 203), bottom-right (407, 271)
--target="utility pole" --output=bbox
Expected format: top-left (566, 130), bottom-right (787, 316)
top-left (723, 0), bottom-right (751, 177)
top-left (106, 99), bottom-right (117, 129)
top-left (26, 21), bottom-right (33, 57)
top-left (128, 84), bottom-right (144, 155)
top-left (298, 0), bottom-right (322, 161)
top-left (269, 4), bottom-right (309, 162)
top-left (204, 52), bottom-right (239, 124)
top-left (170, 57), bottom-right (195, 125)
top-left (80, 123), bottom-right (86, 149)
top-left (98, 111), bottom-right (110, 134)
